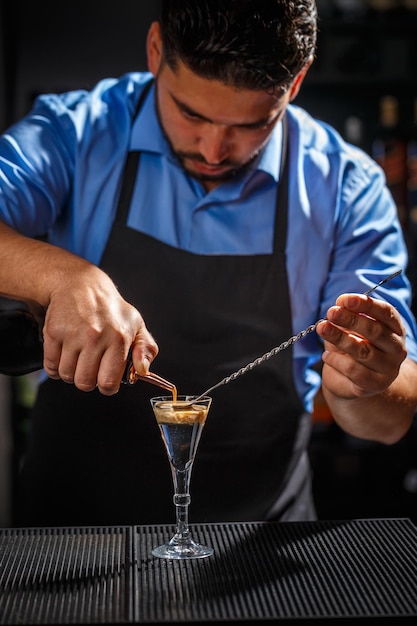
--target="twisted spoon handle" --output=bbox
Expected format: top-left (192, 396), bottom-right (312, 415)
top-left (195, 270), bottom-right (402, 401)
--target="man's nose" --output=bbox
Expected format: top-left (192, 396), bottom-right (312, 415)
top-left (199, 125), bottom-right (231, 164)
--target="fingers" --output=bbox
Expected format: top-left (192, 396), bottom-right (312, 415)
top-left (43, 338), bottom-right (65, 381)
top-left (43, 337), bottom-right (123, 395)
top-left (319, 294), bottom-right (406, 355)
top-left (38, 264), bottom-right (160, 395)
top-left (130, 331), bottom-right (159, 377)
top-left (43, 318), bottom-right (159, 396)
top-left (316, 294), bottom-right (407, 397)
top-left (335, 293), bottom-right (404, 335)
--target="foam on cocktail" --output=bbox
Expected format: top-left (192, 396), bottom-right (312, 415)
top-left (153, 400), bottom-right (208, 424)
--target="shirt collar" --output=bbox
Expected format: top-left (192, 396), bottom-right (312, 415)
top-left (129, 82), bottom-right (283, 182)
top-left (253, 120), bottom-right (282, 182)
top-left (129, 83), bottom-right (169, 154)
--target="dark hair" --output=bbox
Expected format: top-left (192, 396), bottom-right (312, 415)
top-left (160, 0), bottom-right (318, 94)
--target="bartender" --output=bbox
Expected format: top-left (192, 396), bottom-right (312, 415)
top-left (0, 0), bottom-right (417, 527)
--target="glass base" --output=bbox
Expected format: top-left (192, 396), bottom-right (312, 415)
top-left (152, 536), bottom-right (214, 560)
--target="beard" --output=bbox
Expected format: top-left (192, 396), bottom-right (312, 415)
top-left (175, 150), bottom-right (257, 184)
top-left (153, 87), bottom-right (262, 185)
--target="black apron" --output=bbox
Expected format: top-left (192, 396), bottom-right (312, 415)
top-left (15, 84), bottom-right (314, 527)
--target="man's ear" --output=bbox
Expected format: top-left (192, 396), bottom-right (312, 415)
top-left (288, 57), bottom-right (314, 101)
top-left (146, 21), bottom-right (164, 76)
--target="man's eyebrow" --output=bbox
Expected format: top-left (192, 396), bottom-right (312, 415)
top-left (172, 94), bottom-right (281, 129)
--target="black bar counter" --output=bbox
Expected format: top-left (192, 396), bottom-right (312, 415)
top-left (1, 518), bottom-right (416, 624)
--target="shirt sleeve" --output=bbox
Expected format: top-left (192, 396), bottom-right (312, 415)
top-left (0, 74), bottom-right (138, 262)
top-left (286, 108), bottom-right (417, 372)
top-left (0, 93), bottom-right (80, 237)
top-left (322, 151), bottom-right (417, 362)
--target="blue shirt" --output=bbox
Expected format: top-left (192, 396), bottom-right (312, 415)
top-left (1, 71), bottom-right (416, 411)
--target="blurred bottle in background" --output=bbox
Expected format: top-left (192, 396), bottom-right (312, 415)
top-left (344, 115), bottom-right (365, 148)
top-left (407, 99), bottom-right (417, 231)
top-left (405, 98), bottom-right (417, 315)
top-left (403, 0), bottom-right (417, 12)
top-left (0, 294), bottom-right (44, 377)
top-left (372, 95), bottom-right (408, 231)
top-left (332, 0), bottom-right (369, 18)
top-left (368, 0), bottom-right (403, 17)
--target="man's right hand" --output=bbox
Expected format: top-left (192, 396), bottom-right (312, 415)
top-left (42, 264), bottom-right (159, 395)
top-left (0, 220), bottom-right (158, 395)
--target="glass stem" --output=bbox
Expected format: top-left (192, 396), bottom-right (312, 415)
top-left (172, 466), bottom-right (192, 540)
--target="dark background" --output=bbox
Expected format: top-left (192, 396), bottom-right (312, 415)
top-left (0, 1), bottom-right (161, 127)
top-left (1, 1), bottom-right (416, 146)
top-left (0, 0), bottom-right (416, 526)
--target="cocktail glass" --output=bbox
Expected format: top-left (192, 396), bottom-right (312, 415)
top-left (150, 395), bottom-right (213, 559)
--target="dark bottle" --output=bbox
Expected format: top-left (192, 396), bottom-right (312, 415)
top-left (344, 115), bottom-right (364, 149)
top-left (372, 95), bottom-right (408, 231)
top-left (0, 294), bottom-right (45, 376)
top-left (407, 98), bottom-right (417, 229)
top-left (405, 98), bottom-right (417, 315)
top-left (367, 0), bottom-right (403, 19)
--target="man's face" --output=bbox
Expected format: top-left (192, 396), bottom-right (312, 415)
top-left (146, 22), bottom-right (301, 191)
top-left (152, 60), bottom-right (290, 191)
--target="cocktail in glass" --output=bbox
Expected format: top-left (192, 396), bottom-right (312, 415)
top-left (150, 395), bottom-right (213, 559)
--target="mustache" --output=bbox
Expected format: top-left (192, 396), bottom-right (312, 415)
top-left (177, 151), bottom-right (238, 168)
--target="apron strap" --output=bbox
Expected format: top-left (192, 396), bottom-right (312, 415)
top-left (116, 78), bottom-right (153, 224)
top-left (273, 114), bottom-right (289, 254)
top-left (116, 152), bottom-right (140, 225)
